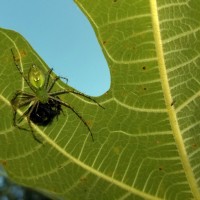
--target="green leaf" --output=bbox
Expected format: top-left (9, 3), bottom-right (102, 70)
top-left (0, 0), bottom-right (200, 199)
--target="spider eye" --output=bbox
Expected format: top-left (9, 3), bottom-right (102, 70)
top-left (28, 65), bottom-right (45, 88)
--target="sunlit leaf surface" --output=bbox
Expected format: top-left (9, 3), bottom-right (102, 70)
top-left (0, 0), bottom-right (200, 199)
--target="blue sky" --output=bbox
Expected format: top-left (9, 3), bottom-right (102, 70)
top-left (0, 0), bottom-right (110, 96)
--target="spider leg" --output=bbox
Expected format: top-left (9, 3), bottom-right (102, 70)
top-left (59, 76), bottom-right (68, 84)
top-left (47, 76), bottom-right (60, 92)
top-left (11, 49), bottom-right (36, 92)
top-left (12, 107), bottom-right (32, 133)
top-left (44, 68), bottom-right (53, 90)
top-left (12, 107), bottom-right (19, 127)
top-left (12, 103), bottom-right (30, 132)
top-left (17, 101), bottom-right (42, 143)
top-left (15, 91), bottom-right (34, 97)
top-left (11, 90), bottom-right (35, 101)
top-left (11, 90), bottom-right (34, 123)
top-left (49, 90), bottom-right (104, 109)
top-left (11, 91), bottom-right (33, 112)
top-left (16, 100), bottom-right (35, 123)
top-left (12, 101), bottom-right (31, 130)
top-left (50, 96), bottom-right (94, 141)
top-left (26, 101), bottom-right (43, 143)
top-left (47, 75), bottom-right (68, 92)
top-left (11, 97), bottom-right (35, 125)
top-left (11, 91), bottom-right (35, 108)
top-left (11, 93), bottom-right (42, 143)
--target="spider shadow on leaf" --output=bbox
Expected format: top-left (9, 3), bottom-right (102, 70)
top-left (10, 49), bottom-right (104, 143)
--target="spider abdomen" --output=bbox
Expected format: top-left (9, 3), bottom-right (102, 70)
top-left (29, 64), bottom-right (45, 89)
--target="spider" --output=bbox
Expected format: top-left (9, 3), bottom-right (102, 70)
top-left (10, 49), bottom-right (104, 142)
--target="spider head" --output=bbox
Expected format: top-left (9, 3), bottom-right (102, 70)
top-left (28, 65), bottom-right (45, 89)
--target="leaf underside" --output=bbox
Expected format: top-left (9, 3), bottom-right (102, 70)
top-left (0, 0), bottom-right (200, 200)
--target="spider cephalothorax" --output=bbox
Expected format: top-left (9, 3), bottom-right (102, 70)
top-left (10, 49), bottom-right (104, 142)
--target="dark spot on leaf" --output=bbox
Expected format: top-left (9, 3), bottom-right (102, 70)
top-left (159, 167), bottom-right (163, 171)
top-left (20, 50), bottom-right (27, 57)
top-left (171, 100), bottom-right (175, 106)
top-left (113, 0), bottom-right (117, 2)
top-left (80, 177), bottom-right (87, 183)
top-left (192, 143), bottom-right (197, 148)
top-left (142, 66), bottom-right (146, 70)
top-left (103, 40), bottom-right (107, 45)
top-left (143, 87), bottom-right (147, 90)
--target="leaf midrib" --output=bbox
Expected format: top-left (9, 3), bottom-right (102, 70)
top-left (150, 0), bottom-right (200, 199)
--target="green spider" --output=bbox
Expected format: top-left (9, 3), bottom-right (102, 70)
top-left (10, 49), bottom-right (104, 142)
